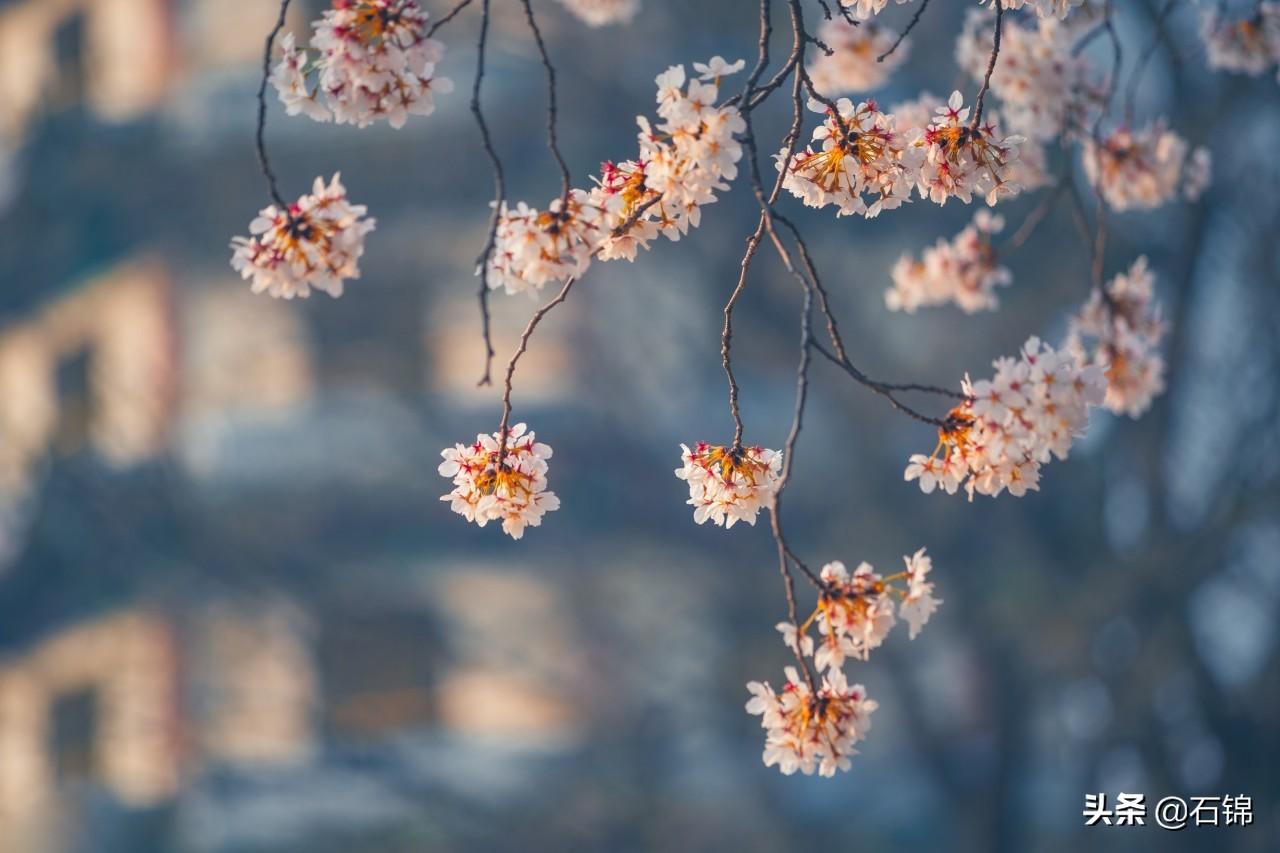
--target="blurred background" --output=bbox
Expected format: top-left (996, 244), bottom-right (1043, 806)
top-left (0, 0), bottom-right (1277, 850)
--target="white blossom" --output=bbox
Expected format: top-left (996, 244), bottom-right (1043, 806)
top-left (838, 0), bottom-right (912, 20)
top-left (905, 337), bottom-right (1106, 500)
top-left (776, 97), bottom-right (923, 218)
top-left (899, 547), bottom-right (941, 639)
top-left (272, 0), bottom-right (454, 129)
top-left (745, 667), bottom-right (877, 776)
top-left (555, 0), bottom-right (641, 27)
top-left (438, 423), bottom-right (560, 539)
top-left (915, 91), bottom-right (1023, 206)
top-left (1067, 256), bottom-right (1167, 418)
top-left (487, 60), bottom-right (745, 293)
top-left (812, 560), bottom-right (897, 670)
top-left (1201, 3), bottom-right (1280, 77)
top-left (1082, 122), bottom-right (1210, 212)
top-left (675, 442), bottom-right (781, 529)
top-left (807, 19), bottom-right (907, 96)
top-left (230, 173), bottom-right (376, 299)
top-left (886, 210), bottom-right (1011, 313)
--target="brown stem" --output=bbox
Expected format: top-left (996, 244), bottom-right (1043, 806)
top-left (255, 0), bottom-right (294, 209)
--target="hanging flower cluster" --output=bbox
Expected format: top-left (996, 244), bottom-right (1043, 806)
top-left (916, 91), bottom-right (1024, 206)
top-left (905, 337), bottom-right (1106, 499)
top-left (776, 97), bottom-right (922, 218)
top-left (838, 0), bottom-right (911, 20)
top-left (1082, 122), bottom-right (1211, 211)
top-left (486, 59), bottom-right (746, 295)
top-left (806, 19), bottom-right (907, 96)
top-left (674, 442), bottom-right (782, 529)
top-left (997, 0), bottom-right (1085, 21)
top-left (1067, 256), bottom-right (1167, 418)
top-left (271, 0), bottom-right (453, 129)
top-left (749, 549), bottom-right (940, 775)
top-left (438, 423), bottom-right (561, 540)
top-left (1201, 3), bottom-right (1280, 78)
top-left (230, 174), bottom-right (376, 299)
top-left (955, 8), bottom-right (1101, 142)
top-left (886, 210), bottom-right (1011, 313)
top-left (555, 0), bottom-right (641, 27)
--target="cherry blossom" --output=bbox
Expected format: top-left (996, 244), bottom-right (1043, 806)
top-left (886, 210), bottom-right (1011, 313)
top-left (555, 0), bottom-right (641, 27)
top-left (745, 667), bottom-right (877, 776)
top-left (899, 547), bottom-right (941, 639)
top-left (675, 442), bottom-right (782, 529)
top-left (1082, 122), bottom-right (1211, 211)
top-left (997, 0), bottom-right (1085, 20)
top-left (914, 91), bottom-right (1023, 206)
top-left (487, 60), bottom-right (745, 293)
top-left (272, 0), bottom-right (454, 129)
top-left (811, 560), bottom-right (897, 671)
top-left (438, 423), bottom-right (560, 539)
top-left (1067, 257), bottom-right (1167, 418)
top-left (839, 0), bottom-right (911, 20)
top-left (230, 173), bottom-right (376, 299)
top-left (905, 337), bottom-right (1107, 500)
top-left (1201, 3), bottom-right (1280, 77)
top-left (776, 97), bottom-right (923, 218)
top-left (807, 19), bottom-right (907, 96)
top-left (955, 8), bottom-right (1102, 142)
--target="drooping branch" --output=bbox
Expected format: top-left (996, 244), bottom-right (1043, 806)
top-left (971, 0), bottom-right (1004, 129)
top-left (255, 0), bottom-right (294, 208)
top-left (878, 0), bottom-right (931, 62)
top-left (470, 0), bottom-right (506, 386)
top-left (519, 0), bottom-right (573, 200)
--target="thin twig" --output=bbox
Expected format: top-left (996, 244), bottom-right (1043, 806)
top-left (519, 0), bottom-right (573, 201)
top-left (497, 276), bottom-right (576, 448)
top-left (255, 0), bottom-right (294, 208)
top-left (427, 0), bottom-right (475, 38)
top-left (471, 0), bottom-right (505, 386)
top-left (971, 0), bottom-right (1003, 129)
top-left (878, 0), bottom-right (931, 62)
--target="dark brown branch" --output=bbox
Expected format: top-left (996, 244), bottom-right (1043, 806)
top-left (970, 0), bottom-right (1003, 129)
top-left (519, 0), bottom-right (573, 201)
top-left (255, 0), bottom-right (294, 208)
top-left (497, 276), bottom-right (577, 449)
top-left (878, 0), bottom-right (931, 62)
top-left (471, 0), bottom-right (505, 386)
top-left (426, 0), bottom-right (475, 38)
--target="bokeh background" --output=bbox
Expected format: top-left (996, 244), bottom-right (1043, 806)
top-left (0, 0), bottom-right (1277, 851)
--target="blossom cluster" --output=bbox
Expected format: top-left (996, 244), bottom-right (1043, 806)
top-left (916, 91), bottom-right (1024, 206)
top-left (838, 0), bottom-right (912, 20)
top-left (674, 442), bottom-right (782, 528)
top-left (777, 97), bottom-right (922, 218)
top-left (438, 423), bottom-right (561, 540)
top-left (748, 549), bottom-right (941, 776)
top-left (556, 0), bottom-right (641, 27)
top-left (955, 7), bottom-right (1101, 142)
top-left (886, 210), bottom-right (1011, 313)
top-left (1082, 122), bottom-right (1211, 212)
top-left (1067, 257), bottom-right (1167, 418)
top-left (1201, 3), bottom-right (1280, 78)
top-left (806, 19), bottom-right (908, 95)
top-left (905, 337), bottom-right (1106, 499)
top-left (778, 91), bottom-right (1024, 215)
top-left (230, 174), bottom-right (376, 299)
top-left (486, 58), bottom-right (746, 295)
top-left (271, 0), bottom-right (453, 129)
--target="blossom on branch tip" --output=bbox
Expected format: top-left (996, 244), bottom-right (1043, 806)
top-left (915, 91), bottom-right (1023, 206)
top-left (675, 442), bottom-right (781, 529)
top-left (812, 560), bottom-right (897, 670)
top-left (271, 0), bottom-right (453, 129)
top-left (807, 19), bottom-right (908, 96)
top-left (905, 337), bottom-right (1106, 500)
top-left (1201, 3), bottom-right (1280, 77)
top-left (899, 547), bottom-right (941, 639)
top-left (838, 0), bottom-right (911, 21)
top-left (438, 423), bottom-right (560, 539)
top-left (230, 173), bottom-right (375, 299)
top-left (485, 60), bottom-right (744, 293)
top-left (745, 667), bottom-right (876, 776)
top-left (1082, 122), bottom-right (1211, 211)
top-left (776, 97), bottom-right (922, 218)
top-left (1067, 256), bottom-right (1167, 418)
top-left (886, 210), bottom-right (1010, 314)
